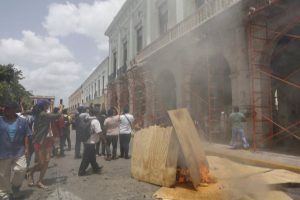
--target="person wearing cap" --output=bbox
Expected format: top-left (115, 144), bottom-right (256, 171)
top-left (27, 99), bottom-right (62, 189)
top-left (0, 102), bottom-right (32, 200)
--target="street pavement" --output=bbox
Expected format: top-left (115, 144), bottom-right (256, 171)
top-left (21, 130), bottom-right (159, 200)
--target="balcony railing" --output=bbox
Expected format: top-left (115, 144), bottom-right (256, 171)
top-left (135, 0), bottom-right (242, 63)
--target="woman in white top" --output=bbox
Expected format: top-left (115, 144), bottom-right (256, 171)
top-left (119, 106), bottom-right (134, 159)
top-left (104, 107), bottom-right (120, 161)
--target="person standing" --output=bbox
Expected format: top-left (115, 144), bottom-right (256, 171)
top-left (119, 106), bottom-right (134, 159)
top-left (229, 106), bottom-right (249, 149)
top-left (62, 109), bottom-right (72, 151)
top-left (51, 107), bottom-right (65, 157)
top-left (104, 107), bottom-right (120, 161)
top-left (78, 108), bottom-right (103, 176)
top-left (0, 102), bottom-right (32, 200)
top-left (96, 109), bottom-right (107, 156)
top-left (27, 100), bottom-right (62, 189)
top-left (74, 106), bottom-right (85, 159)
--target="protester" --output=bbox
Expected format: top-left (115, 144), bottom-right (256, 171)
top-left (78, 108), bottom-right (104, 176)
top-left (229, 106), bottom-right (249, 149)
top-left (74, 106), bottom-right (86, 159)
top-left (27, 100), bottom-right (62, 189)
top-left (62, 109), bottom-right (72, 151)
top-left (0, 102), bottom-right (32, 200)
top-left (51, 107), bottom-right (65, 157)
top-left (119, 105), bottom-right (134, 159)
top-left (104, 107), bottom-right (120, 161)
top-left (21, 109), bottom-right (35, 169)
top-left (96, 108), bottom-right (107, 156)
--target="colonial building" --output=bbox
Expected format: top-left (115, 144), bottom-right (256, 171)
top-left (104, 0), bottom-right (300, 151)
top-left (31, 95), bottom-right (55, 112)
top-left (68, 57), bottom-right (109, 113)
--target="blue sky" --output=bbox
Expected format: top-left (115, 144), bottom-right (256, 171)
top-left (0, 0), bottom-right (125, 106)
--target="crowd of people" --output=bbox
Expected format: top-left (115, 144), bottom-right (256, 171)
top-left (0, 99), bottom-right (135, 200)
top-left (74, 105), bottom-right (134, 176)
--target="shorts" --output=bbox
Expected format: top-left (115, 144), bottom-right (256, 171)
top-left (34, 138), bottom-right (53, 163)
top-left (34, 137), bottom-right (53, 152)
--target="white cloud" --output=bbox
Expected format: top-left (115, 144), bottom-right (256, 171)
top-left (43, 0), bottom-right (125, 50)
top-left (0, 31), bottom-right (86, 106)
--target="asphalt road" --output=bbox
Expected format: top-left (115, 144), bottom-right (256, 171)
top-left (21, 130), bottom-right (159, 200)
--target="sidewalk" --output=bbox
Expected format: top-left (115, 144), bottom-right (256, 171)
top-left (204, 143), bottom-right (300, 174)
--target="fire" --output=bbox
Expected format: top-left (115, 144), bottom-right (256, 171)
top-left (199, 165), bottom-right (217, 184)
top-left (176, 166), bottom-right (217, 185)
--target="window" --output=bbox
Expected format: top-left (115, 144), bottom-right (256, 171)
top-left (102, 76), bottom-right (105, 94)
top-left (136, 27), bottom-right (143, 53)
top-left (123, 41), bottom-right (128, 68)
top-left (98, 79), bottom-right (101, 96)
top-left (158, 2), bottom-right (168, 35)
top-left (195, 0), bottom-right (205, 8)
top-left (113, 51), bottom-right (117, 78)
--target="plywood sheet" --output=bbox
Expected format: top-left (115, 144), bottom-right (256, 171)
top-left (168, 108), bottom-right (209, 188)
top-left (153, 156), bottom-right (296, 200)
top-left (131, 126), bottom-right (179, 187)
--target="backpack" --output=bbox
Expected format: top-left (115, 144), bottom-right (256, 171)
top-left (77, 116), bottom-right (92, 142)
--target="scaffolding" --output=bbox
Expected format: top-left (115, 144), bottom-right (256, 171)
top-left (248, 0), bottom-right (300, 151)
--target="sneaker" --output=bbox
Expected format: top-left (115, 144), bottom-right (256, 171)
top-left (105, 156), bottom-right (111, 161)
top-left (118, 155), bottom-right (124, 158)
top-left (124, 155), bottom-right (131, 159)
top-left (78, 171), bottom-right (87, 176)
top-left (93, 166), bottom-right (103, 174)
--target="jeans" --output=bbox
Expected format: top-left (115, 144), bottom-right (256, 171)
top-left (0, 155), bottom-right (27, 197)
top-left (78, 144), bottom-right (100, 175)
top-left (106, 135), bottom-right (118, 157)
top-left (119, 134), bottom-right (131, 157)
top-left (230, 127), bottom-right (249, 148)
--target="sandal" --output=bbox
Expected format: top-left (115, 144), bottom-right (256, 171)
top-left (37, 182), bottom-right (49, 189)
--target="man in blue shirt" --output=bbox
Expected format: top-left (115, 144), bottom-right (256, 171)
top-left (0, 102), bottom-right (32, 200)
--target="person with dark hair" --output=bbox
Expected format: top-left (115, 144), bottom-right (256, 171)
top-left (27, 100), bottom-right (62, 189)
top-left (229, 106), bottom-right (249, 149)
top-left (96, 108), bottom-right (107, 156)
top-left (78, 108), bottom-right (103, 176)
top-left (74, 106), bottom-right (87, 159)
top-left (104, 107), bottom-right (120, 161)
top-left (119, 105), bottom-right (134, 159)
top-left (0, 102), bottom-right (32, 200)
top-left (51, 107), bottom-right (65, 157)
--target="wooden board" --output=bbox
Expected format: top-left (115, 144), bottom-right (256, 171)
top-left (131, 126), bottom-right (179, 187)
top-left (168, 108), bottom-right (209, 189)
top-left (153, 156), bottom-right (296, 200)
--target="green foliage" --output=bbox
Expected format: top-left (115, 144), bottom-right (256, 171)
top-left (0, 64), bottom-right (32, 109)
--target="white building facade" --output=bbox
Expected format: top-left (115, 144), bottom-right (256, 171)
top-left (68, 57), bottom-right (109, 113)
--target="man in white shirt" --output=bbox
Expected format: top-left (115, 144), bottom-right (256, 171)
top-left (78, 108), bottom-right (103, 176)
top-left (119, 106), bottom-right (134, 159)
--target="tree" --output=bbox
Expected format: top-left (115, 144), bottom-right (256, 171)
top-left (0, 64), bottom-right (32, 109)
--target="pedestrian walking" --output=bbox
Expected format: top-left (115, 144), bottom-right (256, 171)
top-left (104, 107), bottom-right (120, 161)
top-left (0, 102), bottom-right (32, 200)
top-left (119, 105), bottom-right (134, 159)
top-left (229, 106), bottom-right (249, 149)
top-left (78, 108), bottom-right (104, 176)
top-left (27, 100), bottom-right (62, 189)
